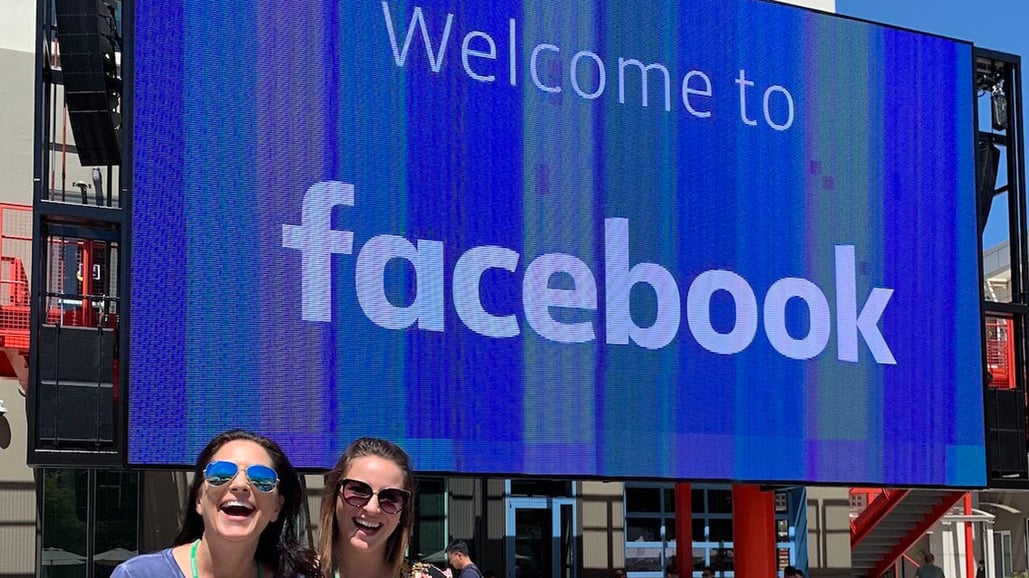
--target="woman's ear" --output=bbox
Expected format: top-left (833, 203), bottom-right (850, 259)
top-left (195, 484), bottom-right (204, 515)
top-left (271, 494), bottom-right (284, 522)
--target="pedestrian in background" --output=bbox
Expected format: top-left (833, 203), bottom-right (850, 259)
top-left (915, 552), bottom-right (946, 578)
top-left (446, 540), bottom-right (483, 578)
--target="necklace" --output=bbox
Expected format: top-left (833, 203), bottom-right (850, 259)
top-left (190, 539), bottom-right (263, 578)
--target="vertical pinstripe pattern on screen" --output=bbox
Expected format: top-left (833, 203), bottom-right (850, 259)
top-left (131, 0), bottom-right (984, 484)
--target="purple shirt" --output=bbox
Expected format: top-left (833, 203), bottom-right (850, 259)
top-left (112, 549), bottom-right (186, 578)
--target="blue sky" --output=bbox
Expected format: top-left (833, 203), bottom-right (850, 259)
top-left (837, 0), bottom-right (1028, 56)
top-left (837, 0), bottom-right (1027, 249)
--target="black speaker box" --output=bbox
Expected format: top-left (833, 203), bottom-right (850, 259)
top-left (976, 135), bottom-right (1001, 234)
top-left (37, 324), bottom-right (116, 444)
top-left (55, 0), bottom-right (121, 166)
top-left (38, 324), bottom-right (115, 384)
top-left (37, 381), bottom-right (114, 443)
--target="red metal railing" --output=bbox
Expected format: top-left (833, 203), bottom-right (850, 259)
top-left (0, 204), bottom-right (32, 351)
top-left (851, 488), bottom-right (911, 547)
top-left (869, 491), bottom-right (966, 578)
top-left (986, 316), bottom-right (1015, 390)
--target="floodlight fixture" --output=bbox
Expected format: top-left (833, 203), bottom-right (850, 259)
top-left (992, 80), bottom-right (1008, 131)
top-left (72, 180), bottom-right (90, 204)
top-left (91, 167), bottom-right (104, 206)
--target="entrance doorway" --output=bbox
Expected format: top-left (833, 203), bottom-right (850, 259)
top-left (506, 497), bottom-right (577, 578)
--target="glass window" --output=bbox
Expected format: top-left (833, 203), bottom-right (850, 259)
top-left (626, 544), bottom-right (662, 572)
top-left (95, 471), bottom-right (139, 578)
top-left (995, 531), bottom-right (1012, 578)
top-left (41, 468), bottom-right (139, 578)
top-left (776, 519), bottom-right (789, 542)
top-left (707, 490), bottom-right (732, 514)
top-left (411, 477), bottom-right (447, 561)
top-left (627, 487), bottom-right (662, 513)
top-left (625, 483), bottom-right (676, 576)
top-left (663, 489), bottom-right (676, 513)
top-left (510, 480), bottom-right (571, 497)
top-left (626, 518), bottom-right (662, 542)
top-left (629, 484), bottom-right (799, 577)
top-left (708, 519), bottom-right (733, 543)
top-left (692, 518), bottom-right (706, 542)
top-left (42, 469), bottom-right (88, 578)
top-left (711, 547), bottom-right (734, 572)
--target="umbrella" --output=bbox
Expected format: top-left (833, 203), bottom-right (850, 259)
top-left (42, 547), bottom-right (86, 566)
top-left (94, 548), bottom-right (137, 566)
top-left (421, 549), bottom-right (448, 564)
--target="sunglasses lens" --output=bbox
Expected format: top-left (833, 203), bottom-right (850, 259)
top-left (204, 461), bottom-right (239, 487)
top-left (342, 480), bottom-right (373, 508)
top-left (378, 489), bottom-right (409, 514)
top-left (246, 464), bottom-right (279, 493)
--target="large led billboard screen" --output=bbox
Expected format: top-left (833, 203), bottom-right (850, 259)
top-left (130, 0), bottom-right (984, 485)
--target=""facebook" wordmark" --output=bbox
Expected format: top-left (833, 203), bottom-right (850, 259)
top-left (282, 181), bottom-right (895, 364)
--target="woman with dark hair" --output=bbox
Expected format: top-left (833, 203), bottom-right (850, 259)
top-left (317, 437), bottom-right (418, 578)
top-left (113, 429), bottom-right (318, 578)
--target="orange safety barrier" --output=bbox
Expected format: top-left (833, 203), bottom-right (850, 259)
top-left (0, 204), bottom-right (32, 394)
top-left (0, 204), bottom-right (32, 348)
top-left (986, 316), bottom-right (1016, 389)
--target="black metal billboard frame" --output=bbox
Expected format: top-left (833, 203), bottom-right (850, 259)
top-left (976, 48), bottom-right (1029, 488)
top-left (27, 0), bottom-right (1029, 491)
top-left (28, 0), bottom-right (126, 468)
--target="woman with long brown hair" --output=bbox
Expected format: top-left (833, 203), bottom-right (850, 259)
top-left (113, 429), bottom-right (318, 578)
top-left (317, 437), bottom-right (417, 578)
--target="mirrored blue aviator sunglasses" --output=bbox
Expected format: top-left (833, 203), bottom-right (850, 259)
top-left (203, 460), bottom-right (279, 493)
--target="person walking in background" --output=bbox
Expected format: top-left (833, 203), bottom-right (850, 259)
top-left (111, 429), bottom-right (318, 578)
top-left (446, 540), bottom-right (483, 578)
top-left (317, 437), bottom-right (418, 578)
top-left (915, 552), bottom-right (946, 578)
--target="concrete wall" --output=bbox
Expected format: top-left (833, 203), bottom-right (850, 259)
top-left (806, 487), bottom-right (851, 577)
top-left (0, 379), bottom-right (34, 578)
top-left (0, 37), bottom-right (115, 209)
top-left (0, 1), bottom-right (35, 54)
top-left (581, 481), bottom-right (625, 578)
top-left (774, 0), bottom-right (836, 11)
top-left (0, 5), bottom-right (41, 578)
top-left (0, 47), bottom-right (36, 206)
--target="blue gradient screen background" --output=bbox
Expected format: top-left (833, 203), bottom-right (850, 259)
top-left (130, 0), bottom-right (984, 485)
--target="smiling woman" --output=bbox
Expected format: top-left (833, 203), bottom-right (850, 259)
top-left (317, 438), bottom-right (419, 578)
top-left (110, 430), bottom-right (318, 578)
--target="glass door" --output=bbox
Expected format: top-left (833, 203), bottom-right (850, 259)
top-left (506, 497), bottom-right (577, 578)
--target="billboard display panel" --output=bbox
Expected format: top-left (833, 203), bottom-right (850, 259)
top-left (131, 0), bottom-right (984, 485)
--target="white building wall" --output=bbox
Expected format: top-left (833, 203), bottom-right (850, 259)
top-left (0, 1), bottom-right (36, 577)
top-left (0, 1), bottom-right (36, 54)
top-left (774, 0), bottom-right (836, 12)
top-left (0, 378), bottom-right (34, 578)
top-left (0, 47), bottom-right (37, 207)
